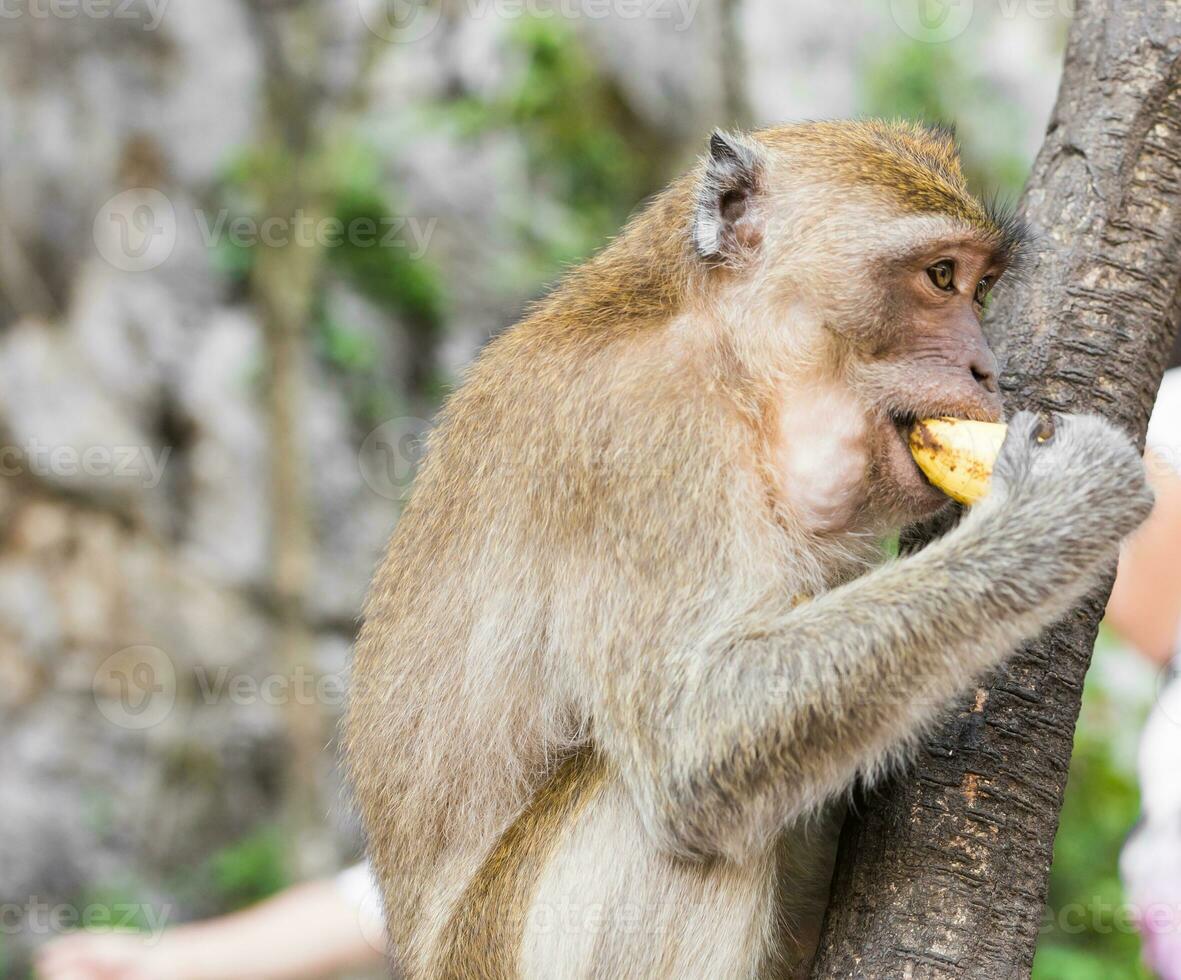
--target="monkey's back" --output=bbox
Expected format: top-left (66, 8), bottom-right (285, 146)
top-left (343, 308), bottom-right (785, 970)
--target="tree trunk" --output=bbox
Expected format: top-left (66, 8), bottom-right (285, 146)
top-left (244, 0), bottom-right (384, 881)
top-left (811, 2), bottom-right (1181, 977)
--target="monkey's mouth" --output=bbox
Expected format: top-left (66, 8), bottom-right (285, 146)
top-left (885, 409), bottom-right (944, 504)
top-left (888, 409), bottom-right (918, 431)
top-left (887, 410), bottom-right (921, 456)
top-left (879, 384), bottom-right (1002, 513)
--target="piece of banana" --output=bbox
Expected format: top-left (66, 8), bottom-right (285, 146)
top-left (908, 417), bottom-right (1008, 505)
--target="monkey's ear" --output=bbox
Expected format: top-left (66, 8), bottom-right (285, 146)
top-left (693, 130), bottom-right (766, 262)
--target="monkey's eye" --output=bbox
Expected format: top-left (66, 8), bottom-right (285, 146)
top-left (927, 261), bottom-right (955, 291)
top-left (974, 277), bottom-right (992, 305)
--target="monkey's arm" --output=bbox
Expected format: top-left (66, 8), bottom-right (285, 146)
top-left (595, 413), bottom-right (1152, 861)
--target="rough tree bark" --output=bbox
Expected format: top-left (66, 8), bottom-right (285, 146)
top-left (811, 2), bottom-right (1181, 977)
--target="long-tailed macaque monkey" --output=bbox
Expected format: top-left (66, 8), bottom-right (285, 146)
top-left (344, 120), bottom-right (1153, 978)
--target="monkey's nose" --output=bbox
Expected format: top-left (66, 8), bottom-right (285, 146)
top-left (969, 349), bottom-right (999, 394)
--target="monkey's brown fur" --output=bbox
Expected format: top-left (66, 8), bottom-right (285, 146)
top-left (435, 750), bottom-right (606, 978)
top-left (345, 120), bottom-right (1151, 978)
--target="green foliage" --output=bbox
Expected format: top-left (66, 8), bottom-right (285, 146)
top-left (205, 18), bottom-right (670, 426)
top-left (1033, 944), bottom-right (1149, 980)
top-left (312, 309), bottom-right (401, 425)
top-left (1032, 644), bottom-right (1153, 979)
top-left (167, 825), bottom-right (290, 915)
top-left (316, 315), bottom-right (379, 374)
top-left (210, 142), bottom-right (445, 334)
top-left (208, 134), bottom-right (448, 425)
top-left (498, 20), bottom-right (645, 225)
top-left (443, 18), bottom-right (660, 279)
top-left (75, 882), bottom-right (156, 932)
top-left (206, 142), bottom-right (289, 282)
top-left (332, 191), bottom-right (444, 330)
top-left (314, 145), bottom-right (446, 421)
top-left (201, 825), bottom-right (290, 912)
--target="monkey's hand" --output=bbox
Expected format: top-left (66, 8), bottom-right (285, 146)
top-left (627, 412), bottom-right (1153, 860)
top-left (978, 410), bottom-right (1154, 574)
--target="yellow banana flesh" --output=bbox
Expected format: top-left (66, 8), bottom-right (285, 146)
top-left (908, 417), bottom-right (1008, 505)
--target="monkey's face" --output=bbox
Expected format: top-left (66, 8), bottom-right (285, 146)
top-left (742, 226), bottom-right (1010, 535)
top-left (847, 234), bottom-right (1008, 520)
top-left (691, 125), bottom-right (1022, 530)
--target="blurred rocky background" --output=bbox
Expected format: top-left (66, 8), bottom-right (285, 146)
top-left (1, 1), bottom-right (1144, 977)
